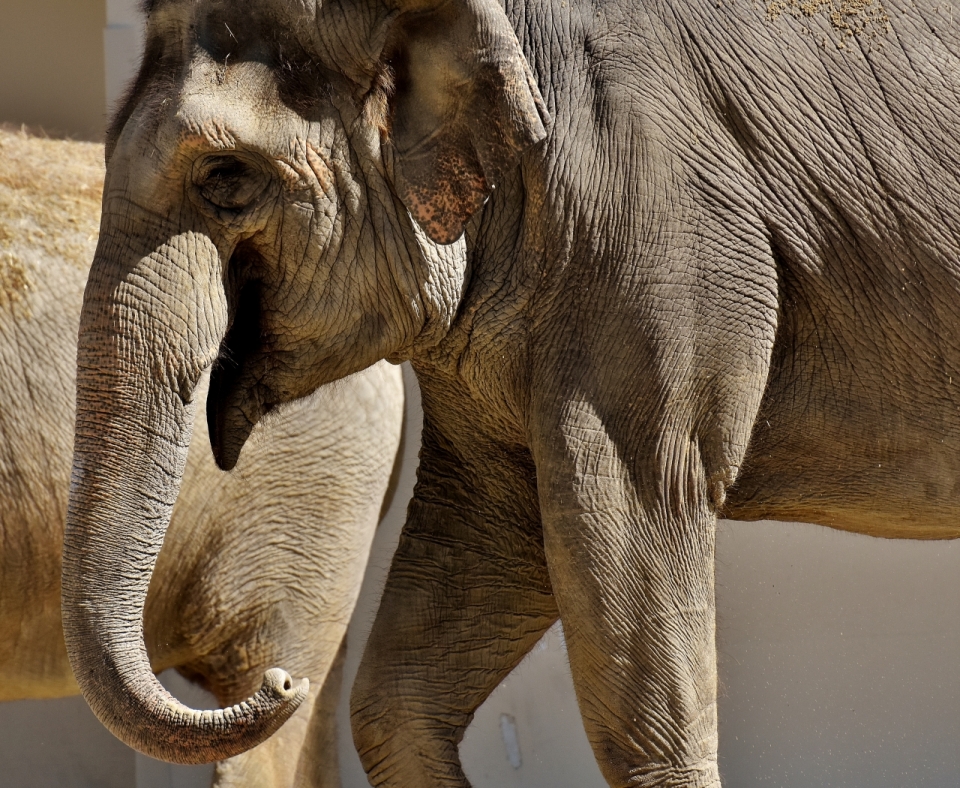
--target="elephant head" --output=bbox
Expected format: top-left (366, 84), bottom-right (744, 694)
top-left (64, 0), bottom-right (549, 765)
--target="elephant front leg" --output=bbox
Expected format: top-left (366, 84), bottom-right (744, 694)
top-left (289, 639), bottom-right (346, 788)
top-left (534, 399), bottom-right (723, 788)
top-left (212, 684), bottom-right (321, 788)
top-left (351, 448), bottom-right (558, 788)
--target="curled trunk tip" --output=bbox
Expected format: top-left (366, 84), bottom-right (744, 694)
top-left (104, 669), bottom-right (310, 764)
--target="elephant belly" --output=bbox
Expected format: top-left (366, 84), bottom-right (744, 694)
top-left (725, 444), bottom-right (960, 539)
top-left (724, 344), bottom-right (960, 539)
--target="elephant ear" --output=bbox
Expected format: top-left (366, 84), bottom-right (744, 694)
top-left (382, 0), bottom-right (549, 243)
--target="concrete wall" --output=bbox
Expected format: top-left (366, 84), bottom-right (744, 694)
top-left (714, 521), bottom-right (960, 786)
top-left (0, 0), bottom-right (141, 139)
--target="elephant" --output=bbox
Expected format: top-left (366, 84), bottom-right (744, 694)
top-left (63, 0), bottom-right (960, 785)
top-left (0, 125), bottom-right (404, 787)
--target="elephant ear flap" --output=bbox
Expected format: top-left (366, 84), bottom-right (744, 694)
top-left (385, 0), bottom-right (550, 244)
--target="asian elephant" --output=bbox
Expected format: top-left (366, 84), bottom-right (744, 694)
top-left (0, 126), bottom-right (404, 787)
top-left (66, 0), bottom-right (960, 785)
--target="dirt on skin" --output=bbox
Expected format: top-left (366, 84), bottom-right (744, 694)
top-left (0, 125), bottom-right (104, 309)
top-left (766, 0), bottom-right (892, 48)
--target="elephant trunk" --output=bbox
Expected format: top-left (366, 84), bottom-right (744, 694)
top-left (62, 216), bottom-right (307, 764)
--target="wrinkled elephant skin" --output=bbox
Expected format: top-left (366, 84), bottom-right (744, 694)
top-left (0, 128), bottom-right (403, 787)
top-left (73, 0), bottom-right (960, 785)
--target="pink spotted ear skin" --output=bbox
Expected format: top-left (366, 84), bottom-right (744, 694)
top-left (396, 139), bottom-right (490, 245)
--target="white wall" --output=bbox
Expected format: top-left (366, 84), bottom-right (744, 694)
top-left (0, 694), bottom-right (133, 787)
top-left (715, 520), bottom-right (960, 786)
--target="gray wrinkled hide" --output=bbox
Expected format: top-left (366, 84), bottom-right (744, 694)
top-left (0, 127), bottom-right (404, 787)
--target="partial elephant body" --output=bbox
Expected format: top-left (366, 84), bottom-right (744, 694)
top-left (495, 0), bottom-right (960, 540)
top-left (702, 3), bottom-right (960, 537)
top-left (75, 0), bottom-right (960, 786)
top-left (0, 127), bottom-right (404, 786)
top-left (0, 130), bottom-right (93, 699)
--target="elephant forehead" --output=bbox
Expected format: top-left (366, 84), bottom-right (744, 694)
top-left (144, 0), bottom-right (320, 17)
top-left (174, 61), bottom-right (295, 146)
top-left (112, 53), bottom-right (342, 195)
top-left (129, 4), bottom-right (343, 142)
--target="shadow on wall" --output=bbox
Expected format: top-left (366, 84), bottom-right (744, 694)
top-left (1, 366), bottom-right (960, 786)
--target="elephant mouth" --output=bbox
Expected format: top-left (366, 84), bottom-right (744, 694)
top-left (207, 253), bottom-right (274, 471)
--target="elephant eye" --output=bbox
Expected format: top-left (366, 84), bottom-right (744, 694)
top-left (195, 155), bottom-right (269, 213)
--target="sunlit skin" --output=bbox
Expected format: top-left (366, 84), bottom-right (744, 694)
top-left (0, 128), bottom-right (404, 788)
top-left (66, 0), bottom-right (960, 785)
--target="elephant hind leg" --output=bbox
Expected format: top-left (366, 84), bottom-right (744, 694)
top-left (351, 495), bottom-right (558, 788)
